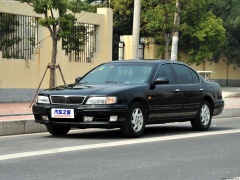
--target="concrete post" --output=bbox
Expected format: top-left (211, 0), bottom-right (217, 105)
top-left (171, 0), bottom-right (180, 61)
top-left (132, 0), bottom-right (141, 59)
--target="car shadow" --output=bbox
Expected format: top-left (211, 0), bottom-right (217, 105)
top-left (44, 123), bottom-right (234, 140)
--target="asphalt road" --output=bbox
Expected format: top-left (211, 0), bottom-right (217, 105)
top-left (1, 118), bottom-right (240, 180)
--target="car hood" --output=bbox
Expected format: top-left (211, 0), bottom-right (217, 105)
top-left (39, 83), bottom-right (139, 96)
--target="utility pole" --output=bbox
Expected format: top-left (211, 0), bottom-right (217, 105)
top-left (132, 0), bottom-right (141, 59)
top-left (171, 0), bottom-right (180, 60)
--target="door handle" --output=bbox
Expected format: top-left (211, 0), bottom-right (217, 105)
top-left (199, 89), bottom-right (203, 92)
top-left (175, 89), bottom-right (180, 92)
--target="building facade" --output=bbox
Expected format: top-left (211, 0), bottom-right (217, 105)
top-left (0, 1), bottom-right (113, 102)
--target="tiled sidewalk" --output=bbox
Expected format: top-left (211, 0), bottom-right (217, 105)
top-left (0, 102), bottom-right (33, 122)
top-left (0, 102), bottom-right (32, 115)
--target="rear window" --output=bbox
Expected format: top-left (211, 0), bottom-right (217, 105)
top-left (173, 64), bottom-right (194, 84)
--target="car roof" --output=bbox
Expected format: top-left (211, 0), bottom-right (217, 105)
top-left (107, 59), bottom-right (187, 65)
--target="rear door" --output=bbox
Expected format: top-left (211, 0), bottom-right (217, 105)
top-left (148, 63), bottom-right (182, 120)
top-left (172, 64), bottom-right (203, 118)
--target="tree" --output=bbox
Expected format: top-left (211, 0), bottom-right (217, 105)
top-left (179, 0), bottom-right (226, 65)
top-left (112, 0), bottom-right (179, 60)
top-left (111, 0), bottom-right (134, 60)
top-left (20, 0), bottom-right (91, 88)
top-left (210, 0), bottom-right (240, 66)
top-left (143, 0), bottom-right (226, 63)
top-left (112, 0), bottom-right (225, 64)
top-left (143, 0), bottom-right (177, 59)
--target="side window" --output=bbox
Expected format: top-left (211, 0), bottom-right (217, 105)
top-left (155, 64), bottom-right (176, 84)
top-left (173, 64), bottom-right (194, 84)
top-left (189, 68), bottom-right (200, 83)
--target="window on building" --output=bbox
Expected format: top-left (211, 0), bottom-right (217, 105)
top-left (0, 12), bottom-right (39, 60)
top-left (62, 23), bottom-right (96, 63)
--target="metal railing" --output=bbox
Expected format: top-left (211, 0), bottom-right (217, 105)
top-left (0, 12), bottom-right (39, 60)
top-left (62, 23), bottom-right (96, 63)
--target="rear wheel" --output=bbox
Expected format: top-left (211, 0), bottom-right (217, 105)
top-left (46, 125), bottom-right (70, 136)
top-left (191, 100), bottom-right (212, 131)
top-left (121, 102), bottom-right (147, 138)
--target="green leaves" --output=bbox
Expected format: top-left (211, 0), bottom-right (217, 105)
top-left (210, 0), bottom-right (240, 65)
top-left (20, 0), bottom-right (87, 45)
top-left (19, 0), bottom-right (93, 88)
top-left (59, 13), bottom-right (76, 40)
top-left (68, 0), bottom-right (95, 13)
top-left (20, 0), bottom-right (69, 14)
top-left (144, 2), bottom-right (175, 34)
top-left (178, 0), bottom-right (225, 64)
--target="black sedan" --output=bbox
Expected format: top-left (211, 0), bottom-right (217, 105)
top-left (32, 60), bottom-right (224, 137)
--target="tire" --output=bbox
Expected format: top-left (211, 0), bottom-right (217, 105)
top-left (46, 125), bottom-right (70, 136)
top-left (121, 102), bottom-right (147, 138)
top-left (191, 100), bottom-right (212, 131)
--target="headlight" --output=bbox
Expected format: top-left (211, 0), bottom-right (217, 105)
top-left (86, 96), bottom-right (117, 104)
top-left (37, 95), bottom-right (50, 104)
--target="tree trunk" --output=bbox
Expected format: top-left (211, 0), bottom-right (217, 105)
top-left (165, 40), bottom-right (170, 60)
top-left (49, 36), bottom-right (58, 88)
top-left (164, 33), bottom-right (171, 60)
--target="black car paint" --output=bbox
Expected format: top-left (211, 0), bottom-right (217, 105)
top-left (32, 60), bottom-right (224, 131)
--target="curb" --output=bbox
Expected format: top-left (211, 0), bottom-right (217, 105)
top-left (0, 113), bottom-right (32, 117)
top-left (225, 92), bottom-right (240, 98)
top-left (214, 108), bottom-right (240, 119)
top-left (0, 119), bottom-right (47, 136)
top-left (0, 108), bottom-right (240, 137)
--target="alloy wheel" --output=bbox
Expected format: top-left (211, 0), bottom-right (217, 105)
top-left (200, 104), bottom-right (210, 125)
top-left (131, 108), bottom-right (144, 132)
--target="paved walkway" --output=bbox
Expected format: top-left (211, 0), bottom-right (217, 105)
top-left (0, 87), bottom-right (239, 136)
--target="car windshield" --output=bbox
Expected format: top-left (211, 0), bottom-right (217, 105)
top-left (79, 62), bottom-right (154, 84)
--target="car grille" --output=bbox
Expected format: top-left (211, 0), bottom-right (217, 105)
top-left (50, 96), bottom-right (85, 104)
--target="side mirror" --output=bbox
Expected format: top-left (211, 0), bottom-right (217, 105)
top-left (152, 77), bottom-right (169, 86)
top-left (75, 77), bottom-right (82, 83)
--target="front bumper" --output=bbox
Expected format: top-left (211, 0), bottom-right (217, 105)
top-left (32, 103), bottom-right (128, 128)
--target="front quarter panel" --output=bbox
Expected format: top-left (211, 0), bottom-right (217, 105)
top-left (109, 84), bottom-right (150, 107)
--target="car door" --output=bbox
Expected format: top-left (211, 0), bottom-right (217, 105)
top-left (172, 64), bottom-right (204, 118)
top-left (148, 63), bottom-right (182, 121)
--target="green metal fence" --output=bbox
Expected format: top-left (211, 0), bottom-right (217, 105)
top-left (0, 12), bottom-right (39, 60)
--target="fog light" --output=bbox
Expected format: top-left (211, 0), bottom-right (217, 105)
top-left (110, 116), bottom-right (118, 122)
top-left (83, 116), bottom-right (93, 122)
top-left (42, 115), bottom-right (49, 121)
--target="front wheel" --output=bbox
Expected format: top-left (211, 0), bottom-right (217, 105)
top-left (121, 102), bottom-right (147, 138)
top-left (191, 100), bottom-right (212, 131)
top-left (46, 125), bottom-right (70, 136)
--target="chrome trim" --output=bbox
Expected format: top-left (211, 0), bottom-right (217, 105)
top-left (50, 95), bottom-right (86, 104)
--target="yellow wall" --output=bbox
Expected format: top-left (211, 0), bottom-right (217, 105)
top-left (191, 59), bottom-right (240, 86)
top-left (121, 36), bottom-right (159, 60)
top-left (121, 36), bottom-right (133, 60)
top-left (0, 2), bottom-right (113, 89)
